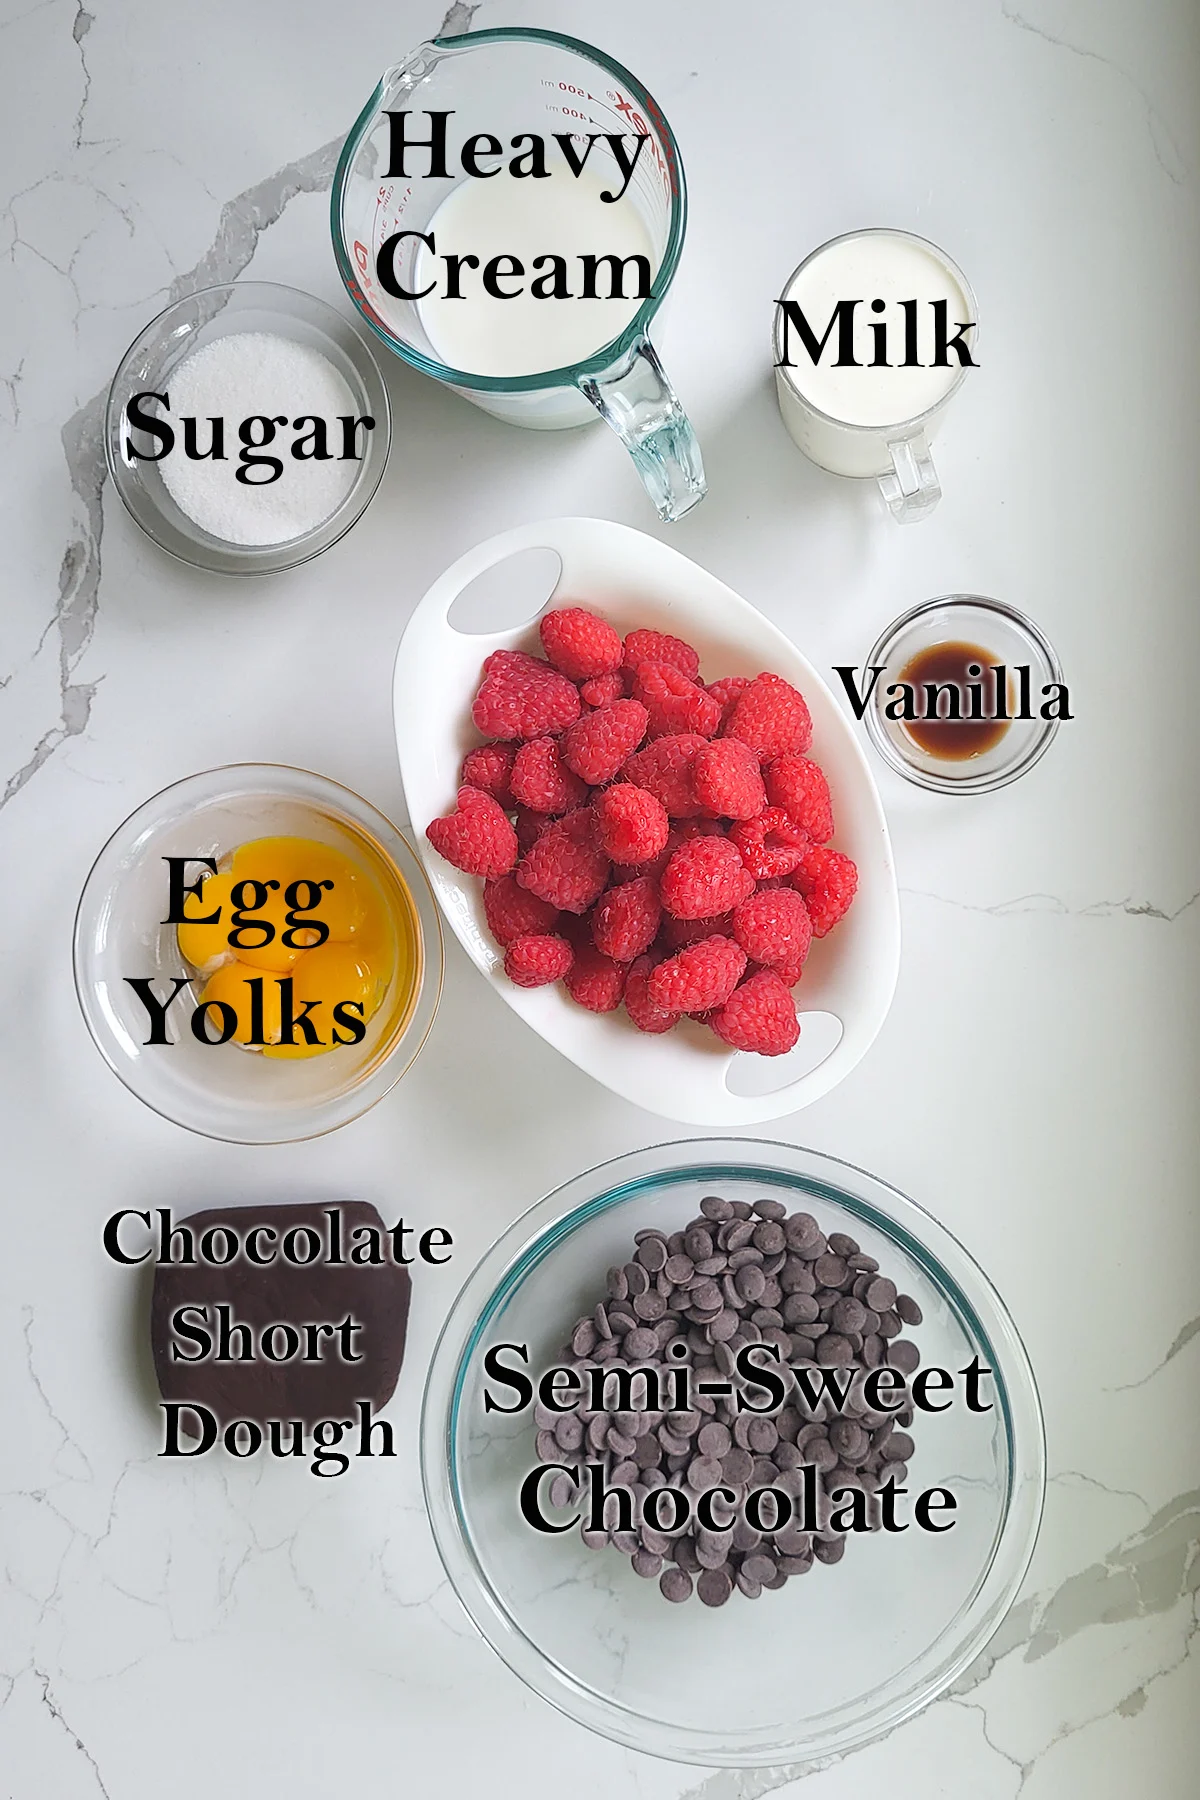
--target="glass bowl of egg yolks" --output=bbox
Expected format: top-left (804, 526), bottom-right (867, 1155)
top-left (73, 765), bottom-right (443, 1143)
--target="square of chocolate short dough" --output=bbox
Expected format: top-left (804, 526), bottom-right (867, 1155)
top-left (151, 1201), bottom-right (411, 1429)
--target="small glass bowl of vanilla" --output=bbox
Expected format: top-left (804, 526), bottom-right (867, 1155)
top-left (73, 765), bottom-right (443, 1143)
top-left (862, 596), bottom-right (1065, 794)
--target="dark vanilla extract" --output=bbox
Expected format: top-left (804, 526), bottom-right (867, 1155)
top-left (897, 640), bottom-right (1011, 760)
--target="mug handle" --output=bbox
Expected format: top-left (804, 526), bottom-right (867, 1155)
top-left (878, 431), bottom-right (942, 523)
top-left (578, 336), bottom-right (706, 523)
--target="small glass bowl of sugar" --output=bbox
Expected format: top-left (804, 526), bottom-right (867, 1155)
top-left (105, 282), bottom-right (391, 575)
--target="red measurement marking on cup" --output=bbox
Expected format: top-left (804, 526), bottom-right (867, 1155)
top-left (610, 88), bottom-right (673, 196)
top-left (368, 180), bottom-right (413, 296)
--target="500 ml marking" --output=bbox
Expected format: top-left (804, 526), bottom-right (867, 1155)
top-left (539, 79), bottom-right (599, 100)
top-left (126, 857), bottom-right (367, 1049)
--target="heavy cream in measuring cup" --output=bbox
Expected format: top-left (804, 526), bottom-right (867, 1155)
top-left (415, 164), bottom-right (656, 379)
top-left (778, 231), bottom-right (974, 428)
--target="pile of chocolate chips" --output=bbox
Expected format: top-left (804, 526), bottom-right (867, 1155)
top-left (535, 1195), bottom-right (923, 1605)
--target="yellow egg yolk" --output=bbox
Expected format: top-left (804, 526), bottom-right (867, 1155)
top-left (231, 837), bottom-right (369, 960)
top-left (198, 961), bottom-right (288, 1046)
top-left (179, 834), bottom-right (400, 1058)
top-left (262, 940), bottom-right (391, 1060)
top-left (176, 872), bottom-right (238, 975)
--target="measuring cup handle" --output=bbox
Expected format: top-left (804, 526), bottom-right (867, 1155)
top-left (877, 431), bottom-right (942, 523)
top-left (578, 336), bottom-right (706, 523)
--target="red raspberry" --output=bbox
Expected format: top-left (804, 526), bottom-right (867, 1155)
top-left (662, 910), bottom-right (733, 950)
top-left (426, 787), bottom-right (518, 879)
top-left (732, 888), bottom-right (813, 985)
top-left (723, 672), bottom-right (813, 760)
top-left (661, 836), bottom-right (756, 919)
top-left (622, 628), bottom-right (701, 682)
top-left (707, 675), bottom-right (751, 727)
top-left (592, 876), bottom-right (661, 962)
top-left (503, 933), bottom-right (573, 988)
top-left (631, 661), bottom-right (722, 740)
top-left (565, 942), bottom-right (627, 1012)
top-left (562, 699), bottom-right (649, 785)
top-left (472, 651), bottom-right (581, 740)
top-left (792, 845), bottom-right (858, 936)
top-left (625, 819), bottom-right (719, 885)
top-left (483, 874), bottom-right (560, 947)
top-left (729, 807), bottom-right (809, 879)
top-left (649, 936), bottom-right (747, 1013)
top-left (692, 738), bottom-right (767, 820)
top-left (510, 737), bottom-right (589, 815)
top-left (710, 970), bottom-right (801, 1056)
top-left (580, 671), bottom-right (626, 709)
top-left (539, 606), bottom-right (623, 680)
top-left (624, 954), bottom-right (678, 1034)
top-left (765, 753), bottom-right (834, 842)
top-left (621, 734), bottom-right (708, 817)
top-left (594, 784), bottom-right (670, 865)
top-left (459, 743), bottom-right (515, 805)
top-left (516, 807), bottom-right (610, 914)
top-left (483, 647), bottom-right (536, 673)
top-left (514, 806), bottom-right (555, 856)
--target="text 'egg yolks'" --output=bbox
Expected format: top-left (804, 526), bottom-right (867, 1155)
top-left (180, 835), bottom-right (398, 1057)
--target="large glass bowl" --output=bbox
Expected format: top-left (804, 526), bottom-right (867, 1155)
top-left (421, 1139), bottom-right (1044, 1765)
top-left (73, 765), bottom-right (442, 1143)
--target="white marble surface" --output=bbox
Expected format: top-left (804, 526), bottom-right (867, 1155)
top-left (2, 0), bottom-right (1199, 1792)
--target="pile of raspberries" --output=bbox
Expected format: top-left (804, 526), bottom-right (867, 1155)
top-left (424, 607), bottom-right (858, 1057)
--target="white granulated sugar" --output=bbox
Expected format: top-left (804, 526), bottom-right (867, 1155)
top-left (157, 331), bottom-right (363, 546)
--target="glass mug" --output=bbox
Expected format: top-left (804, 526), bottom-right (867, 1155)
top-left (332, 28), bottom-right (705, 523)
top-left (773, 229), bottom-right (978, 523)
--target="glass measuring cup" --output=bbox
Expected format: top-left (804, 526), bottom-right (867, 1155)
top-left (331, 28), bottom-right (705, 523)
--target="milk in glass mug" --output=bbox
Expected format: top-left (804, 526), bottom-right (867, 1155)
top-left (774, 229), bottom-right (978, 523)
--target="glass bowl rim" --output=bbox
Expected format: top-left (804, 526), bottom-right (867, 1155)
top-left (772, 228), bottom-right (979, 435)
top-left (862, 593), bottom-right (1064, 794)
top-left (330, 26), bottom-right (688, 392)
top-left (72, 761), bottom-right (443, 1143)
top-left (420, 1136), bottom-right (1046, 1765)
top-left (103, 280), bottom-right (392, 576)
